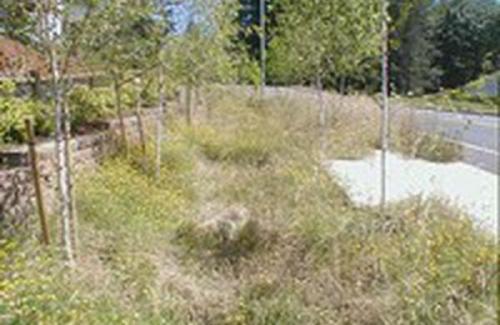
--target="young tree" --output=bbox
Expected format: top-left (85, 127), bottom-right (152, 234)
top-left (389, 0), bottom-right (441, 95)
top-left (33, 0), bottom-right (105, 264)
top-left (269, 0), bottom-right (381, 153)
top-left (171, 0), bottom-right (239, 125)
top-left (380, 0), bottom-right (390, 210)
top-left (88, 1), bottom-right (162, 154)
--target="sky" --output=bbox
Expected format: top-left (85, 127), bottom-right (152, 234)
top-left (170, 2), bottom-right (191, 34)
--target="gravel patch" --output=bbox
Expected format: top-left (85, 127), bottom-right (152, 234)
top-left (327, 150), bottom-right (498, 235)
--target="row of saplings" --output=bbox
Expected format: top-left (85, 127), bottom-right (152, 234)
top-left (0, 79), bottom-right (164, 145)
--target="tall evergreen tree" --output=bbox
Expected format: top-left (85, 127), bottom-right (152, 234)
top-left (434, 0), bottom-right (499, 88)
top-left (389, 0), bottom-right (441, 95)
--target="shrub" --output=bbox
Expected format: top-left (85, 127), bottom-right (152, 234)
top-left (392, 114), bottom-right (463, 162)
top-left (397, 131), bottom-right (463, 163)
top-left (0, 81), bottom-right (53, 144)
top-left (67, 85), bottom-right (114, 129)
top-left (412, 133), bottom-right (463, 162)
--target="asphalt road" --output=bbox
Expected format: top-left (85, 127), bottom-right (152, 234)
top-left (397, 108), bottom-right (499, 174)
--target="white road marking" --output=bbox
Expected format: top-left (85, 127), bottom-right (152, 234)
top-left (445, 138), bottom-right (499, 156)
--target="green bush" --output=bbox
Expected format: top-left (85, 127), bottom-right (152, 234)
top-left (0, 81), bottom-right (53, 144)
top-left (68, 85), bottom-right (115, 128)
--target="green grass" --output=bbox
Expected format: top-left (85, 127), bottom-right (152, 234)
top-left (1, 90), bottom-right (496, 324)
top-left (393, 93), bottom-right (499, 116)
top-left (393, 72), bottom-right (500, 116)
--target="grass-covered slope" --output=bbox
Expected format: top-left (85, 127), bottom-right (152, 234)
top-left (394, 72), bottom-right (500, 115)
top-left (1, 90), bottom-right (496, 324)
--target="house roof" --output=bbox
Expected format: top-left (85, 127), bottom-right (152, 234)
top-left (0, 36), bottom-right (94, 81)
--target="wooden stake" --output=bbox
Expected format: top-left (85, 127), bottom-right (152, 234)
top-left (25, 119), bottom-right (50, 245)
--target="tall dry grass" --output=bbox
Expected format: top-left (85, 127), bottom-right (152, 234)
top-left (0, 88), bottom-right (495, 324)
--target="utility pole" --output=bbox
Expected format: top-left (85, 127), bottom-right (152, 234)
top-left (380, 0), bottom-right (390, 211)
top-left (260, 0), bottom-right (266, 98)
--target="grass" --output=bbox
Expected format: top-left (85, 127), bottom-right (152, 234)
top-left (391, 113), bottom-right (463, 162)
top-left (393, 93), bottom-right (500, 116)
top-left (393, 73), bottom-right (500, 116)
top-left (1, 88), bottom-right (496, 324)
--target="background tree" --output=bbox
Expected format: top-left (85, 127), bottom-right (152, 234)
top-left (171, 0), bottom-right (239, 124)
top-left (268, 0), bottom-right (381, 152)
top-left (234, 0), bottom-right (282, 87)
top-left (434, 0), bottom-right (500, 88)
top-left (389, 0), bottom-right (441, 95)
top-left (0, 1), bottom-right (35, 44)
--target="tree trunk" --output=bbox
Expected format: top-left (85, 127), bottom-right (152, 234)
top-left (380, 0), bottom-right (390, 211)
top-left (62, 97), bottom-right (78, 259)
top-left (156, 68), bottom-right (166, 180)
top-left (340, 76), bottom-right (347, 95)
top-left (135, 84), bottom-right (147, 159)
top-left (185, 84), bottom-right (192, 126)
top-left (193, 86), bottom-right (199, 116)
top-left (50, 47), bottom-right (74, 265)
top-left (113, 76), bottom-right (128, 155)
top-left (316, 74), bottom-right (326, 155)
top-left (176, 89), bottom-right (182, 115)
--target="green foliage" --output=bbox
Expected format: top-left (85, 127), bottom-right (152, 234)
top-left (235, 0), bottom-right (279, 64)
top-left (434, 0), bottom-right (500, 88)
top-left (237, 58), bottom-right (261, 87)
top-left (0, 1), bottom-right (35, 43)
top-left (68, 85), bottom-right (114, 127)
top-left (0, 81), bottom-right (53, 144)
top-left (389, 0), bottom-right (442, 94)
top-left (268, 0), bottom-right (381, 85)
top-left (169, 0), bottom-right (239, 91)
top-left (397, 78), bottom-right (500, 116)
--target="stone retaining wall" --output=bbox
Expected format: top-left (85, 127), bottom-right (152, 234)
top-left (0, 108), bottom-right (160, 233)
